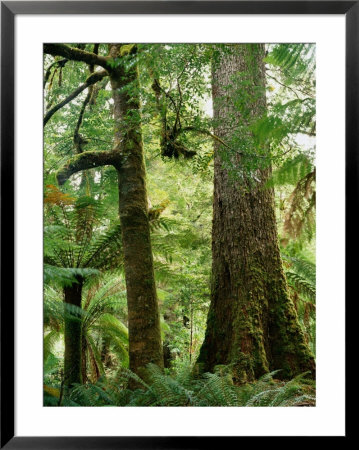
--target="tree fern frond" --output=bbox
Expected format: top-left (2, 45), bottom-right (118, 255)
top-left (282, 254), bottom-right (316, 301)
top-left (94, 313), bottom-right (128, 345)
top-left (82, 282), bottom-right (126, 330)
top-left (43, 330), bottom-right (61, 362)
top-left (82, 222), bottom-right (123, 270)
top-left (44, 264), bottom-right (99, 287)
top-left (283, 169), bottom-right (316, 242)
top-left (286, 271), bottom-right (316, 301)
top-left (268, 154), bottom-right (314, 188)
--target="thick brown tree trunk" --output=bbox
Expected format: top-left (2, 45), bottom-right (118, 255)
top-left (197, 44), bottom-right (315, 382)
top-left (108, 44), bottom-right (163, 377)
top-left (63, 279), bottom-right (83, 387)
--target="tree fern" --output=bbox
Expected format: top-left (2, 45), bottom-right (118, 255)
top-left (44, 264), bottom-right (99, 287)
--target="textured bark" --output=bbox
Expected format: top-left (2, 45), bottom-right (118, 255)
top-left (81, 336), bottom-right (88, 384)
top-left (63, 279), bottom-right (83, 387)
top-left (197, 44), bottom-right (315, 382)
top-left (109, 44), bottom-right (163, 376)
top-left (53, 44), bottom-right (166, 378)
top-left (56, 150), bottom-right (117, 186)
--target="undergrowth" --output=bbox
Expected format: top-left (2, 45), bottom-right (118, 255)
top-left (44, 363), bottom-right (315, 407)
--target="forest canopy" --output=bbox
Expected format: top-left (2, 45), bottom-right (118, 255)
top-left (43, 43), bottom-right (316, 407)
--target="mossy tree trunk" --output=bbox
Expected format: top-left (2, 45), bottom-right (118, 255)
top-left (109, 44), bottom-right (163, 376)
top-left (197, 44), bottom-right (315, 382)
top-left (63, 279), bottom-right (83, 388)
top-left (55, 44), bottom-right (164, 378)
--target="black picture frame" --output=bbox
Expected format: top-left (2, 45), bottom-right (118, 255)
top-left (1, 1), bottom-right (353, 447)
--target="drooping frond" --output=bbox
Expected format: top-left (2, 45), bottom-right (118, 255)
top-left (44, 184), bottom-right (75, 206)
top-left (43, 330), bottom-right (61, 362)
top-left (256, 43), bottom-right (316, 151)
top-left (268, 153), bottom-right (314, 188)
top-left (44, 291), bottom-right (86, 328)
top-left (44, 191), bottom-right (123, 278)
top-left (82, 279), bottom-right (126, 330)
top-left (265, 44), bottom-right (315, 86)
top-left (82, 222), bottom-right (123, 271)
top-left (93, 313), bottom-right (128, 345)
top-left (283, 169), bottom-right (316, 241)
top-left (253, 98), bottom-right (315, 147)
top-left (282, 254), bottom-right (316, 301)
top-left (44, 264), bottom-right (99, 287)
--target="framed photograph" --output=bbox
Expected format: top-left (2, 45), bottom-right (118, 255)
top-left (1, 1), bottom-right (352, 447)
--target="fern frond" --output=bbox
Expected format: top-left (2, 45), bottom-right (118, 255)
top-left (268, 154), bottom-right (314, 188)
top-left (283, 169), bottom-right (316, 242)
top-left (82, 222), bottom-right (123, 270)
top-left (44, 264), bottom-right (99, 287)
top-left (43, 330), bottom-right (61, 362)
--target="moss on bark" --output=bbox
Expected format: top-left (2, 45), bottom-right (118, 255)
top-left (197, 44), bottom-right (315, 382)
top-left (109, 44), bottom-right (163, 376)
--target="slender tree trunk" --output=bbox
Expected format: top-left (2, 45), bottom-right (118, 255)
top-left (197, 44), bottom-right (315, 382)
top-left (63, 279), bottom-right (83, 387)
top-left (81, 335), bottom-right (88, 384)
top-left (108, 44), bottom-right (163, 377)
top-left (189, 304), bottom-right (193, 363)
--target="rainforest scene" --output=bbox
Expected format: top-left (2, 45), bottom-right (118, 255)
top-left (43, 43), bottom-right (316, 407)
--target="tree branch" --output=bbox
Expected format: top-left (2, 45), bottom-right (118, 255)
top-left (73, 46), bottom-right (99, 153)
top-left (89, 43), bottom-right (100, 73)
top-left (56, 150), bottom-right (118, 185)
top-left (266, 73), bottom-right (300, 99)
top-left (180, 126), bottom-right (230, 148)
top-left (73, 90), bottom-right (92, 152)
top-left (44, 70), bottom-right (108, 126)
top-left (44, 44), bottom-right (110, 70)
top-left (44, 58), bottom-right (68, 88)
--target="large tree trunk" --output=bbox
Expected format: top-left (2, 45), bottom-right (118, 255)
top-left (109, 44), bottom-right (163, 376)
top-left (63, 279), bottom-right (83, 387)
top-left (197, 44), bottom-right (315, 382)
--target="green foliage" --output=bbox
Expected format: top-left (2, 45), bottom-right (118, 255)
top-left (269, 153), bottom-right (314, 188)
top-left (44, 189), bottom-right (123, 275)
top-left (281, 253), bottom-right (316, 355)
top-left (54, 364), bottom-right (315, 407)
top-left (44, 43), bottom-right (316, 406)
top-left (44, 275), bottom-right (130, 385)
top-left (44, 264), bottom-right (99, 287)
top-left (283, 255), bottom-right (316, 301)
top-left (265, 44), bottom-right (315, 86)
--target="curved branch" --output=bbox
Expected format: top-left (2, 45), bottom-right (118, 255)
top-left (44, 44), bottom-right (110, 70)
top-left (56, 150), bottom-right (118, 186)
top-left (73, 89), bottom-right (92, 153)
top-left (44, 70), bottom-right (108, 126)
top-left (73, 47), bottom-right (98, 153)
